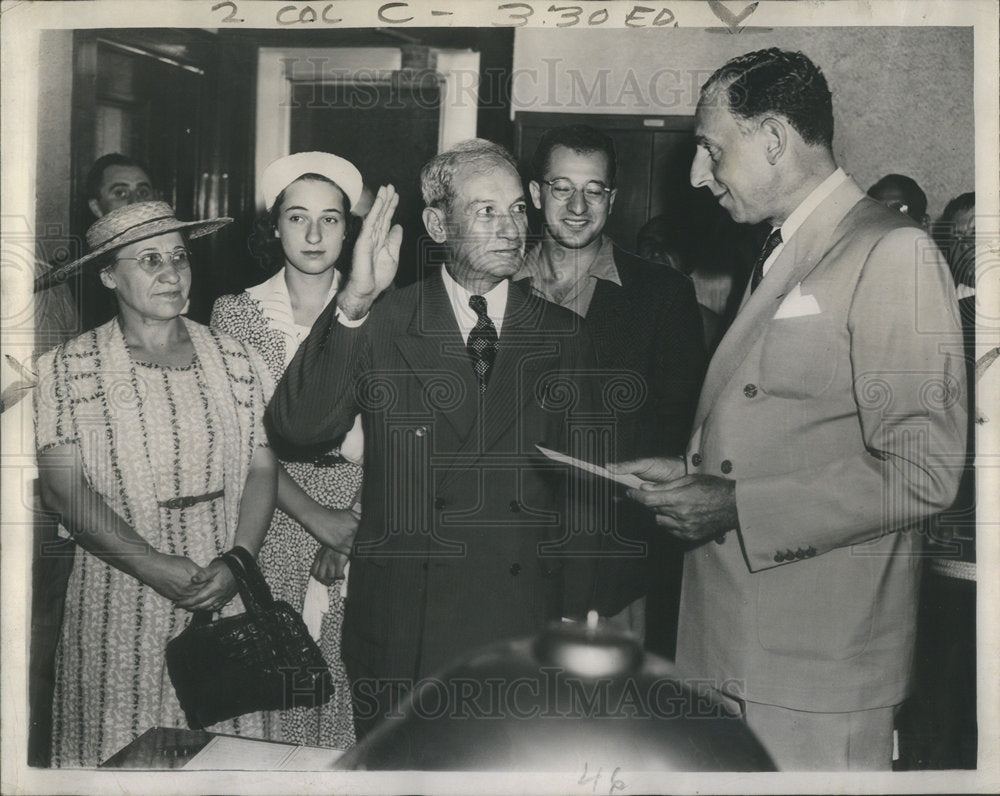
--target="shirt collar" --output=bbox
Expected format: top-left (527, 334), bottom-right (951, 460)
top-left (246, 266), bottom-right (341, 319)
top-left (778, 167), bottom-right (848, 243)
top-left (440, 265), bottom-right (509, 341)
top-left (517, 236), bottom-right (621, 287)
top-left (246, 267), bottom-right (341, 366)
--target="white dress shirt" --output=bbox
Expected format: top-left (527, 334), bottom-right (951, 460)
top-left (762, 167), bottom-right (849, 277)
top-left (440, 264), bottom-right (509, 341)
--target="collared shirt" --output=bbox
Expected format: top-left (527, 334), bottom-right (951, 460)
top-left (517, 236), bottom-right (621, 317)
top-left (248, 266), bottom-right (364, 465)
top-left (441, 264), bottom-right (509, 341)
top-left (762, 167), bottom-right (848, 278)
top-left (247, 267), bottom-right (341, 368)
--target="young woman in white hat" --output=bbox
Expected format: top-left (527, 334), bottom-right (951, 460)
top-left (211, 152), bottom-right (399, 749)
top-left (34, 202), bottom-right (277, 765)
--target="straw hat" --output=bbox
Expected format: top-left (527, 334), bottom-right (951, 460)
top-left (260, 151), bottom-right (363, 211)
top-left (34, 201), bottom-right (232, 293)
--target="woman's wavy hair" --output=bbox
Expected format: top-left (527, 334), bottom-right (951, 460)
top-left (249, 173), bottom-right (362, 278)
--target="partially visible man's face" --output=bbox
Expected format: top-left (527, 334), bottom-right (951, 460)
top-left (690, 97), bottom-right (776, 225)
top-left (440, 163), bottom-right (528, 282)
top-left (529, 145), bottom-right (616, 250)
top-left (89, 165), bottom-right (155, 217)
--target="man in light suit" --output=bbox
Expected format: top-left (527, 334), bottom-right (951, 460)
top-left (267, 140), bottom-right (607, 737)
top-left (614, 49), bottom-right (966, 769)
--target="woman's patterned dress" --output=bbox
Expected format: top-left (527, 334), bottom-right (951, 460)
top-left (35, 320), bottom-right (271, 767)
top-left (212, 272), bottom-right (360, 750)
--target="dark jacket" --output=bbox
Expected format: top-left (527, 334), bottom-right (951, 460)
top-left (267, 272), bottom-right (610, 715)
top-left (582, 245), bottom-right (707, 615)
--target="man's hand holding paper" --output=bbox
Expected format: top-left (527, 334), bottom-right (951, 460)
top-left (610, 457), bottom-right (738, 544)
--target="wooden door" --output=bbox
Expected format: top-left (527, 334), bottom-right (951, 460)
top-left (289, 75), bottom-right (442, 287)
top-left (69, 30), bottom-right (254, 326)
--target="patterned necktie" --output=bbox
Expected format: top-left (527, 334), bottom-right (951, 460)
top-left (750, 227), bottom-right (783, 293)
top-left (467, 294), bottom-right (499, 393)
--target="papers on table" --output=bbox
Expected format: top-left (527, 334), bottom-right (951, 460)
top-left (184, 734), bottom-right (343, 770)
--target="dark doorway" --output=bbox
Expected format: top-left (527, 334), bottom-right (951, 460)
top-left (289, 77), bottom-right (442, 287)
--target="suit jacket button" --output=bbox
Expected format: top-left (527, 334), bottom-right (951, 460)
top-left (509, 563), bottom-right (522, 576)
top-left (691, 453), bottom-right (702, 467)
top-left (720, 460), bottom-right (732, 474)
top-left (715, 534), bottom-right (726, 545)
top-left (795, 548), bottom-right (806, 559)
top-left (773, 552), bottom-right (783, 563)
top-left (509, 500), bottom-right (521, 513)
top-left (784, 550), bottom-right (796, 561)
top-left (806, 546), bottom-right (817, 557)
top-left (434, 497), bottom-right (445, 510)
top-left (743, 383), bottom-right (758, 398)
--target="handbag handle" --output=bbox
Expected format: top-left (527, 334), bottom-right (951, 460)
top-left (190, 546), bottom-right (274, 625)
top-left (225, 545), bottom-right (275, 608)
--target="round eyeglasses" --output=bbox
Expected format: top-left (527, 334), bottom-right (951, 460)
top-left (542, 179), bottom-right (613, 205)
top-left (116, 248), bottom-right (191, 274)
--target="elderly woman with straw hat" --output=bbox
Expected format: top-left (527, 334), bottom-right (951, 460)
top-left (34, 201), bottom-right (278, 766)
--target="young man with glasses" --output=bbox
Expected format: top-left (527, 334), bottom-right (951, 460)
top-left (519, 124), bottom-right (707, 649)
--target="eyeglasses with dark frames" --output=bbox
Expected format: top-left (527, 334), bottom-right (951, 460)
top-left (542, 179), bottom-right (613, 205)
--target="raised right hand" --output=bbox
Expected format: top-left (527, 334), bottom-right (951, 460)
top-left (145, 552), bottom-right (204, 603)
top-left (340, 185), bottom-right (403, 320)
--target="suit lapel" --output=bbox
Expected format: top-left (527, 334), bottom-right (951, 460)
top-left (585, 276), bottom-right (629, 358)
top-left (394, 271), bottom-right (480, 441)
top-left (692, 177), bottom-right (865, 432)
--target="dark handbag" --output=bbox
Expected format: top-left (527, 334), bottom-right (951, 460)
top-left (165, 546), bottom-right (335, 730)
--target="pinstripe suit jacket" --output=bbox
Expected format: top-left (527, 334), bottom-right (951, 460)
top-left (267, 271), bottom-right (608, 685)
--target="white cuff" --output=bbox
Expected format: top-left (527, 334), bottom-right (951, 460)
top-left (336, 308), bottom-right (368, 327)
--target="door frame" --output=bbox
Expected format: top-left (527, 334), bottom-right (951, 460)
top-left (255, 46), bottom-right (479, 213)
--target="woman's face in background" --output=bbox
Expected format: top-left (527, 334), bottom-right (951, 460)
top-left (275, 177), bottom-right (347, 277)
top-left (100, 231), bottom-right (191, 321)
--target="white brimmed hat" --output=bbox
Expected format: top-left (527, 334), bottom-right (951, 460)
top-left (260, 151), bottom-right (363, 212)
top-left (34, 201), bottom-right (231, 293)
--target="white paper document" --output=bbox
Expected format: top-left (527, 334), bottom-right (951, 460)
top-left (535, 445), bottom-right (647, 489)
top-left (184, 735), bottom-right (343, 770)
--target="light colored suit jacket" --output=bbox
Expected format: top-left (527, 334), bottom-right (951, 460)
top-left (675, 177), bottom-right (967, 712)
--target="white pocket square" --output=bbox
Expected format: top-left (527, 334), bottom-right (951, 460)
top-left (774, 284), bottom-right (821, 319)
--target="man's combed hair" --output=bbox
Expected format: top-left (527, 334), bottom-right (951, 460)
top-left (530, 124), bottom-right (618, 187)
top-left (702, 48), bottom-right (834, 148)
top-left (420, 139), bottom-right (518, 209)
top-left (84, 153), bottom-right (151, 200)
